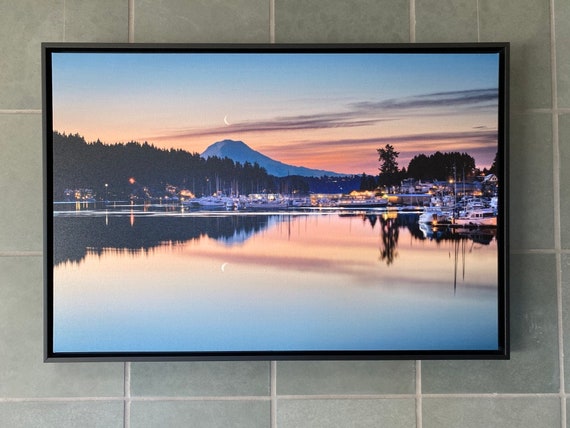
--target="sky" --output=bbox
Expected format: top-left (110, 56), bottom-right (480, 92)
top-left (51, 50), bottom-right (501, 175)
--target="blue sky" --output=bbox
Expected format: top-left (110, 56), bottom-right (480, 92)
top-left (51, 51), bottom-right (500, 174)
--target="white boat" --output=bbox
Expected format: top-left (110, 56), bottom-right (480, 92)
top-left (183, 196), bottom-right (228, 208)
top-left (453, 208), bottom-right (497, 227)
top-left (418, 207), bottom-right (451, 225)
top-left (245, 199), bottom-right (288, 209)
top-left (338, 197), bottom-right (388, 208)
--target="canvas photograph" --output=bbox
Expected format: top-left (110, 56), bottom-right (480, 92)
top-left (43, 44), bottom-right (508, 360)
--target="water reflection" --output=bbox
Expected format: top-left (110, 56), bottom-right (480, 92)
top-left (342, 212), bottom-right (496, 267)
top-left (53, 209), bottom-right (497, 267)
top-left (53, 214), bottom-right (274, 265)
top-left (52, 208), bottom-right (499, 352)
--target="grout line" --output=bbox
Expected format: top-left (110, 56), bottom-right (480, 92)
top-left (124, 362), bottom-right (131, 428)
top-left (409, 0), bottom-right (416, 42)
top-left (0, 251), bottom-right (42, 257)
top-left (271, 361), bottom-right (277, 428)
top-left (63, 0), bottom-right (66, 41)
top-left (557, 211), bottom-right (566, 428)
top-left (549, 2), bottom-right (566, 428)
top-left (416, 361), bottom-right (422, 428)
top-left (129, 396), bottom-right (272, 402)
top-left (550, 0), bottom-right (561, 264)
top-left (269, 0), bottom-right (275, 43)
top-left (0, 110), bottom-right (42, 114)
top-left (421, 393), bottom-right (563, 399)
top-left (276, 394), bottom-right (417, 400)
top-left (273, 392), bottom-right (565, 400)
top-left (476, 0), bottom-right (480, 42)
top-left (128, 0), bottom-right (135, 43)
top-left (510, 249), bottom-right (555, 254)
top-left (510, 248), bottom-right (567, 255)
top-left (1, 392), bottom-right (564, 404)
top-left (0, 397), bottom-right (125, 403)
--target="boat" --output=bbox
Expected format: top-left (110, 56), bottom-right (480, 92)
top-left (245, 194), bottom-right (289, 210)
top-left (182, 196), bottom-right (228, 208)
top-left (245, 199), bottom-right (288, 209)
top-left (418, 207), bottom-right (452, 225)
top-left (453, 208), bottom-right (497, 227)
top-left (338, 197), bottom-right (388, 208)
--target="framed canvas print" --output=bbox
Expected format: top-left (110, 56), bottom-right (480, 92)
top-left (43, 43), bottom-right (509, 361)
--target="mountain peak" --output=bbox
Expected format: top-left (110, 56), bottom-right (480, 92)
top-left (209, 139), bottom-right (248, 148)
top-left (201, 139), bottom-right (346, 178)
top-left (201, 139), bottom-right (264, 162)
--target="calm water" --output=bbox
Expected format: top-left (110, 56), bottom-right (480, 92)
top-left (52, 205), bottom-right (499, 353)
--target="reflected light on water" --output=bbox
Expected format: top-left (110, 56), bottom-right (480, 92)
top-left (53, 212), bottom-right (499, 353)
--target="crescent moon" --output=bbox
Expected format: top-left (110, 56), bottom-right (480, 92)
top-left (223, 115), bottom-right (230, 126)
top-left (221, 262), bottom-right (228, 272)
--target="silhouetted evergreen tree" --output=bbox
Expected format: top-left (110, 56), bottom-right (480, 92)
top-left (377, 144), bottom-right (404, 188)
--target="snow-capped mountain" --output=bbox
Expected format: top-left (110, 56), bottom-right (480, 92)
top-left (200, 139), bottom-right (346, 178)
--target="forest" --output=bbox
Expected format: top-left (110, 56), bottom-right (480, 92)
top-left (360, 144), bottom-right (497, 190)
top-left (52, 132), bottom-right (279, 200)
top-left (51, 133), bottom-right (494, 201)
top-left (51, 132), bottom-right (364, 201)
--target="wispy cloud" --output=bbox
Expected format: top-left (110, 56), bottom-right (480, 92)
top-left (150, 111), bottom-right (389, 142)
top-left (262, 129), bottom-right (498, 153)
top-left (351, 88), bottom-right (498, 111)
top-left (149, 88), bottom-right (497, 143)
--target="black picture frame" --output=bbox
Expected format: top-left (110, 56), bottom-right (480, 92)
top-left (43, 42), bottom-right (509, 361)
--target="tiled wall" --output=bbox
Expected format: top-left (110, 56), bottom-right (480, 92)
top-left (0, 0), bottom-right (567, 427)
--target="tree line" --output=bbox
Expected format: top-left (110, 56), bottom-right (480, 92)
top-left (52, 132), bottom-right (276, 200)
top-left (52, 133), bottom-right (495, 200)
top-left (51, 132), bottom-right (362, 200)
top-left (359, 144), bottom-right (498, 191)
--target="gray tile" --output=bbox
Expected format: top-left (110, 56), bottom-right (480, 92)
top-left (131, 361), bottom-right (270, 397)
top-left (275, 0), bottom-right (409, 43)
top-left (0, 0), bottom-right (63, 109)
top-left (276, 361), bottom-right (415, 395)
top-left (134, 0), bottom-right (269, 43)
top-left (0, 257), bottom-right (124, 397)
top-left (479, 0), bottom-right (552, 110)
top-left (0, 114), bottom-right (44, 252)
top-left (415, 0), bottom-right (478, 42)
top-left (277, 398), bottom-right (416, 428)
top-left (556, 0), bottom-right (570, 108)
top-left (560, 115), bottom-right (570, 248)
top-left (64, 0), bottom-right (128, 42)
top-left (423, 397), bottom-right (561, 428)
top-left (0, 401), bottom-right (123, 428)
top-left (130, 400), bottom-right (269, 428)
top-left (422, 253), bottom-right (559, 393)
top-left (508, 113), bottom-right (554, 250)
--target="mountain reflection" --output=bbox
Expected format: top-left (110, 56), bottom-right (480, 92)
top-left (53, 214), bottom-right (273, 265)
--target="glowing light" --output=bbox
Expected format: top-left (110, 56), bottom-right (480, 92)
top-left (129, 177), bottom-right (136, 184)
